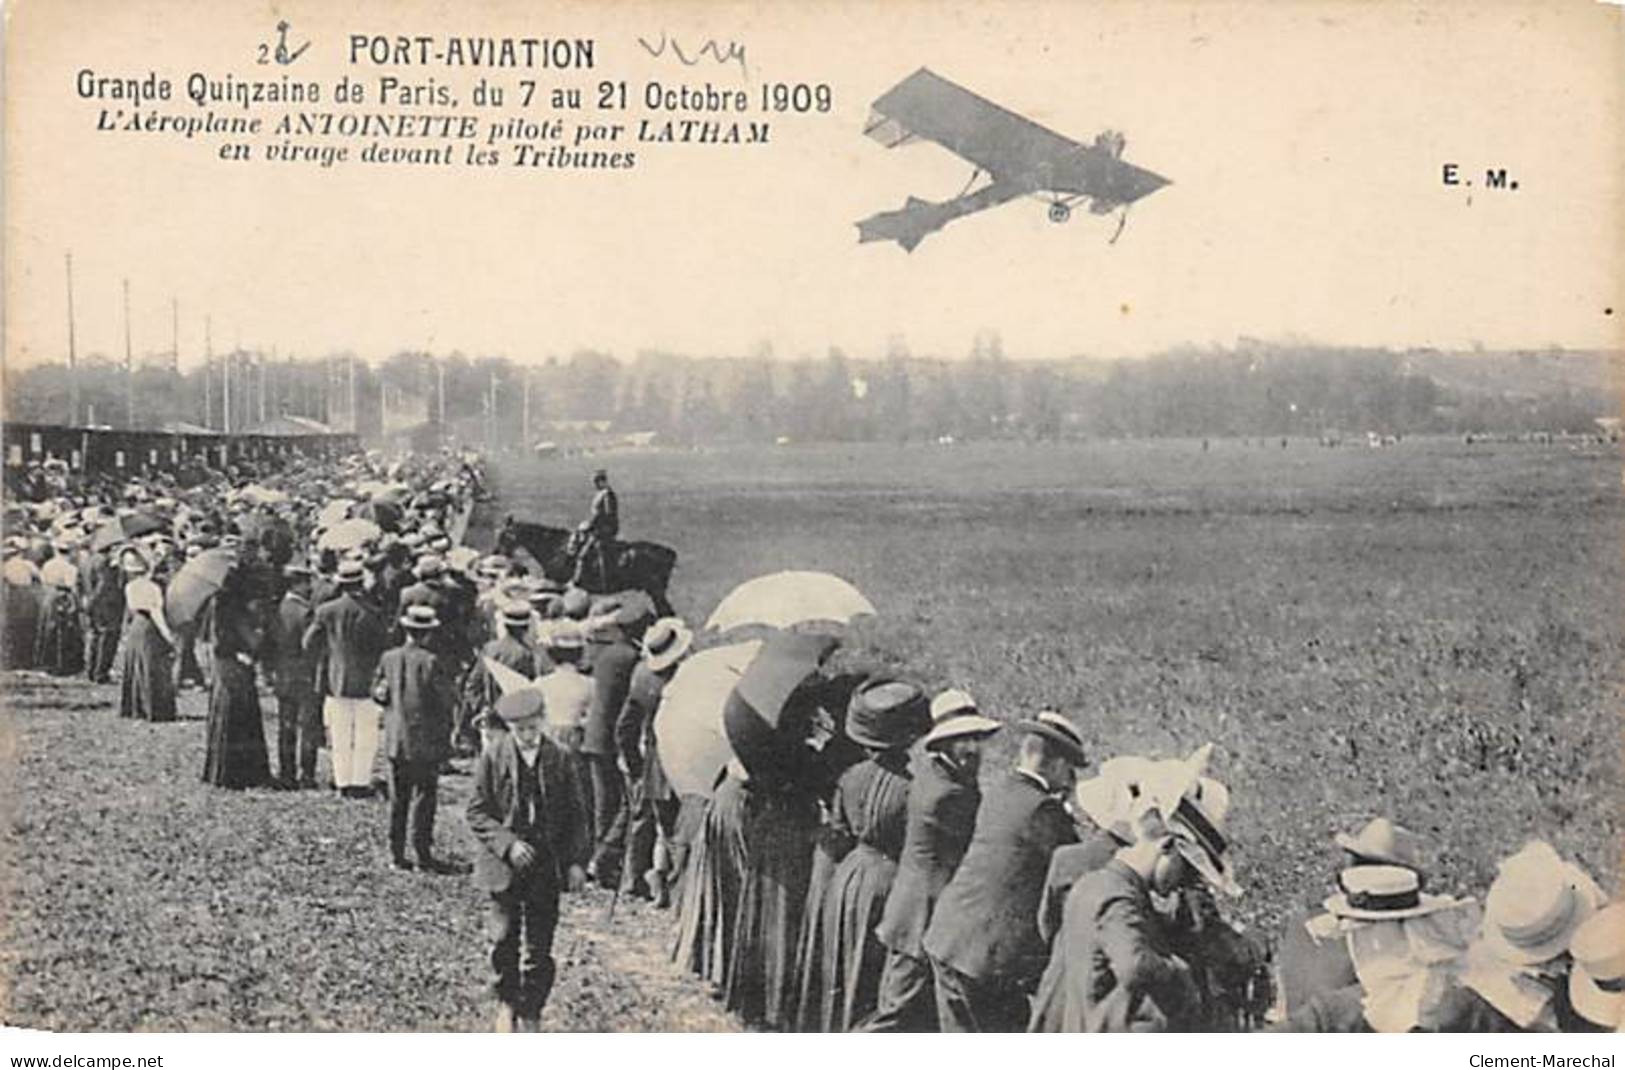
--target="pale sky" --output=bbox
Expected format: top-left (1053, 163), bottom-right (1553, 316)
top-left (5, 0), bottom-right (1622, 371)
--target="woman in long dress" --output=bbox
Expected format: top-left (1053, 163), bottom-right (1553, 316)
top-left (118, 577), bottom-right (176, 722)
top-left (796, 679), bottom-right (931, 1032)
top-left (672, 764), bottom-right (750, 989)
top-left (34, 543), bottom-right (84, 677)
top-left (202, 579), bottom-right (271, 788)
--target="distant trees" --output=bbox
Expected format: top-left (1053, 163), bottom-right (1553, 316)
top-left (5, 338), bottom-right (1614, 444)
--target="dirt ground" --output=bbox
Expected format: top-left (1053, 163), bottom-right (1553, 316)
top-left (0, 672), bottom-right (739, 1032)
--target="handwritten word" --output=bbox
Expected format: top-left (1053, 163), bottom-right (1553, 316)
top-left (636, 32), bottom-right (747, 78)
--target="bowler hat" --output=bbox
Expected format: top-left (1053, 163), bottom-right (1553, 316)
top-left (845, 678), bottom-right (932, 751)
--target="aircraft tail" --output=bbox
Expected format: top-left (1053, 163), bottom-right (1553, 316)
top-left (855, 196), bottom-right (949, 252)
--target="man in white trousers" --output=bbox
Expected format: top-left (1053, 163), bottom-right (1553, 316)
top-left (302, 557), bottom-right (388, 797)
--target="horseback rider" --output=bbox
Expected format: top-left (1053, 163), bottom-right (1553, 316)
top-left (571, 469), bottom-right (619, 588)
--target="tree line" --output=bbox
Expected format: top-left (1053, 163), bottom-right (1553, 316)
top-left (4, 337), bottom-right (1614, 445)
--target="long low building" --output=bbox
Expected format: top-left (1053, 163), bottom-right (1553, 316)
top-left (2, 419), bottom-right (360, 477)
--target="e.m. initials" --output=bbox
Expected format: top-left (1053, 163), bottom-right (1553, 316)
top-left (1441, 163), bottom-right (1518, 191)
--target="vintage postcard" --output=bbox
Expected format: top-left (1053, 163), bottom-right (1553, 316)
top-left (2, 0), bottom-right (1622, 1048)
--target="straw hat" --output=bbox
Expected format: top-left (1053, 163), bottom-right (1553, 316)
top-left (335, 558), bottom-right (366, 584)
top-left (1016, 710), bottom-right (1087, 766)
top-left (1074, 754), bottom-right (1155, 841)
top-left (921, 688), bottom-right (1001, 750)
top-left (642, 617), bottom-right (694, 673)
top-left (1569, 902), bottom-right (1625, 1029)
top-left (542, 620), bottom-right (585, 652)
top-left (400, 604), bottom-right (441, 630)
top-left (1482, 841), bottom-right (1603, 965)
top-left (414, 553), bottom-right (445, 579)
top-left (499, 601), bottom-right (533, 628)
top-left (1324, 864), bottom-right (1463, 922)
top-left (1336, 817), bottom-right (1428, 874)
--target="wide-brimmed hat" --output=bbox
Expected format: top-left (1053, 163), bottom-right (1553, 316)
top-left (494, 689), bottom-right (547, 724)
top-left (541, 620), bottom-right (584, 652)
top-left (1144, 745), bottom-right (1240, 898)
top-left (1336, 817), bottom-right (1428, 875)
top-left (401, 604), bottom-right (441, 630)
top-left (1569, 902), bottom-right (1625, 1028)
top-left (1016, 710), bottom-right (1087, 766)
top-left (921, 688), bottom-right (1001, 750)
top-left (1482, 841), bottom-right (1603, 965)
top-left (499, 600), bottom-right (533, 628)
top-left (478, 554), bottom-right (510, 579)
top-left (1325, 864), bottom-right (1463, 922)
top-left (414, 553), bottom-right (444, 579)
top-left (845, 677), bottom-right (932, 751)
top-left (335, 559), bottom-right (366, 584)
top-left (642, 616), bottom-right (694, 673)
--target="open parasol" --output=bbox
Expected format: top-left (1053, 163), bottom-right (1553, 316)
top-left (164, 548), bottom-right (236, 630)
top-left (317, 518), bottom-right (382, 552)
top-left (652, 640), bottom-right (762, 796)
top-left (90, 512), bottom-right (165, 551)
top-left (723, 632), bottom-right (840, 782)
top-left (705, 570), bottom-right (876, 633)
top-left (316, 499), bottom-right (357, 530)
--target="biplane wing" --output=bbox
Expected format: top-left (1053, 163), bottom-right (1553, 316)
top-left (858, 67), bottom-right (1170, 250)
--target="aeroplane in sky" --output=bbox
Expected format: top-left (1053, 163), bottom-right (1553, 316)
top-left (857, 68), bottom-right (1171, 252)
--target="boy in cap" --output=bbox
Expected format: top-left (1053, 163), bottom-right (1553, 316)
top-left (373, 605), bottom-right (462, 873)
top-left (466, 689), bottom-right (590, 1031)
top-left (922, 709), bottom-right (1087, 1031)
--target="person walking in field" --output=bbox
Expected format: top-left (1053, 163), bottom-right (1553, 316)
top-left (266, 564), bottom-right (321, 788)
top-left (372, 604), bottom-right (462, 874)
top-left (466, 689), bottom-right (590, 1032)
top-left (302, 557), bottom-right (389, 798)
top-left (922, 710), bottom-right (1087, 1032)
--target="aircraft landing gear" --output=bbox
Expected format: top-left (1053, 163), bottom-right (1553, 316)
top-left (1047, 201), bottom-right (1072, 224)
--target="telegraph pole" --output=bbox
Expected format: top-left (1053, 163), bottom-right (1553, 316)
top-left (204, 315), bottom-right (213, 428)
top-left (123, 278), bottom-right (134, 429)
top-left (522, 367), bottom-right (531, 448)
top-left (65, 254), bottom-right (79, 425)
top-left (170, 297), bottom-right (179, 371)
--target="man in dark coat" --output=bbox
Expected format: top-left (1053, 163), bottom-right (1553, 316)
top-left (571, 469), bottom-right (618, 588)
top-left (83, 546), bottom-right (126, 682)
top-left (858, 689), bottom-right (1000, 1032)
top-left (465, 689), bottom-right (590, 1032)
top-left (922, 710), bottom-right (1087, 1032)
top-left (373, 604), bottom-right (461, 872)
top-left (267, 564), bottom-right (321, 789)
top-left (302, 558), bottom-right (389, 797)
top-left (614, 616), bottom-right (692, 904)
top-left (581, 607), bottom-right (644, 887)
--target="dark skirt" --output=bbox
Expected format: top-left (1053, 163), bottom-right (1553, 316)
top-left (202, 655), bottom-right (270, 788)
top-left (34, 586), bottom-right (84, 677)
top-left (724, 782), bottom-right (820, 1030)
top-left (118, 614), bottom-right (176, 722)
top-left (672, 775), bottom-right (748, 987)
top-left (3, 583), bottom-right (41, 669)
top-left (799, 842), bottom-right (900, 1032)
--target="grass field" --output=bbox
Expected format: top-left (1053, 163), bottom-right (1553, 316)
top-left (495, 436), bottom-right (1625, 933)
top-left (2, 435), bottom-right (1619, 1030)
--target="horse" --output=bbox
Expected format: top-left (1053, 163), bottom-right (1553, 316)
top-left (494, 515), bottom-right (677, 617)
